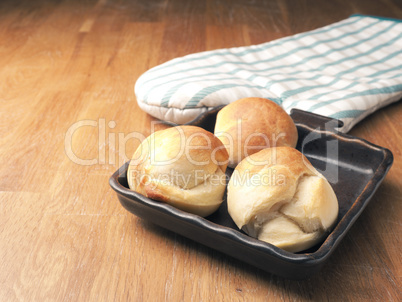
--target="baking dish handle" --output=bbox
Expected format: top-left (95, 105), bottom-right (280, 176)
top-left (290, 109), bottom-right (344, 133)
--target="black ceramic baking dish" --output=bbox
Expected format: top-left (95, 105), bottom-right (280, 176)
top-left (109, 109), bottom-right (393, 279)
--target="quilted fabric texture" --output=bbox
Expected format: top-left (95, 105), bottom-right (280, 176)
top-left (135, 15), bottom-right (402, 132)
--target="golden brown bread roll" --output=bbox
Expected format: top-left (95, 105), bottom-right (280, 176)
top-left (127, 125), bottom-right (229, 217)
top-left (214, 97), bottom-right (298, 168)
top-left (227, 147), bottom-right (339, 252)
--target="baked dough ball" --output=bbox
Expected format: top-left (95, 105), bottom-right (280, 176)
top-left (127, 125), bottom-right (229, 217)
top-left (214, 97), bottom-right (298, 168)
top-left (227, 147), bottom-right (339, 252)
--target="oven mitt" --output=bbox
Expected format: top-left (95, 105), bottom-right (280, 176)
top-left (134, 14), bottom-right (402, 133)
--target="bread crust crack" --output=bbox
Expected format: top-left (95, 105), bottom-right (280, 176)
top-left (227, 147), bottom-right (339, 252)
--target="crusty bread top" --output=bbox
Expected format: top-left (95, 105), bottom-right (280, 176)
top-left (127, 125), bottom-right (229, 217)
top-left (128, 125), bottom-right (228, 190)
top-left (227, 147), bottom-right (331, 229)
top-left (214, 97), bottom-right (298, 168)
top-left (234, 145), bottom-right (314, 178)
top-left (227, 146), bottom-right (339, 252)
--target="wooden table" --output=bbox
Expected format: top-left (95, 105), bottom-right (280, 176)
top-left (1, 0), bottom-right (401, 300)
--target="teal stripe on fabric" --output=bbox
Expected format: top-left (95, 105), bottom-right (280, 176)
top-left (140, 16), bottom-right (372, 87)
top-left (263, 46), bottom-right (401, 93)
top-left (184, 83), bottom-right (274, 108)
top-left (378, 72), bottom-right (402, 81)
top-left (148, 18), bottom-right (391, 106)
top-left (350, 14), bottom-right (402, 23)
top-left (367, 64), bottom-right (402, 79)
top-left (329, 109), bottom-right (366, 119)
top-left (309, 65), bottom-right (402, 101)
top-left (247, 20), bottom-right (399, 80)
top-left (281, 31), bottom-right (402, 106)
top-left (307, 84), bottom-right (402, 113)
top-left (315, 65), bottom-right (402, 99)
top-left (284, 45), bottom-right (402, 102)
top-left (142, 16), bottom-right (365, 78)
top-left (143, 71), bottom-right (236, 103)
top-left (159, 76), bottom-right (243, 106)
top-left (306, 76), bottom-right (402, 112)
top-left (184, 19), bottom-right (398, 93)
top-left (263, 74), bottom-right (321, 90)
top-left (147, 18), bottom-right (382, 103)
top-left (335, 50), bottom-right (402, 78)
top-left (175, 28), bottom-right (402, 110)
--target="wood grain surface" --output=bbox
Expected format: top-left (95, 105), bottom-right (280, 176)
top-left (0, 0), bottom-right (401, 301)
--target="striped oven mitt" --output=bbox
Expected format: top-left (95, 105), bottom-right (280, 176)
top-left (135, 15), bottom-right (402, 133)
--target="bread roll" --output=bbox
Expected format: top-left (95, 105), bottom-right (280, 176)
top-left (214, 97), bottom-right (298, 168)
top-left (227, 147), bottom-right (339, 252)
top-left (127, 125), bottom-right (229, 217)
